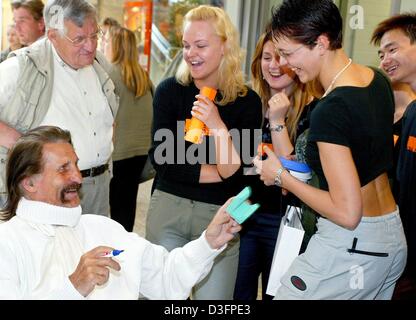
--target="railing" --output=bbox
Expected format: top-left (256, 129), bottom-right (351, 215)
top-left (150, 23), bottom-right (182, 84)
top-left (151, 23), bottom-right (172, 64)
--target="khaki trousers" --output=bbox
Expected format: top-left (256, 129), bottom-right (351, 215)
top-left (146, 189), bottom-right (240, 300)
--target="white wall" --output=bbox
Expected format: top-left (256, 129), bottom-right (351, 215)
top-left (224, 0), bottom-right (241, 31)
top-left (0, 1), bottom-right (2, 50)
top-left (344, 0), bottom-right (416, 67)
top-left (268, 0), bottom-right (283, 14)
top-left (401, 0), bottom-right (416, 12)
top-left (348, 0), bottom-right (392, 67)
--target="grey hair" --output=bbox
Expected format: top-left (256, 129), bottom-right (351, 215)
top-left (44, 0), bottom-right (97, 33)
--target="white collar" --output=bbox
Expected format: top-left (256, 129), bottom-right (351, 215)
top-left (51, 44), bottom-right (74, 71)
top-left (16, 198), bottom-right (82, 227)
top-left (51, 45), bottom-right (91, 75)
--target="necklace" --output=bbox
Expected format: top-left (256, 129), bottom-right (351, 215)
top-left (322, 58), bottom-right (352, 98)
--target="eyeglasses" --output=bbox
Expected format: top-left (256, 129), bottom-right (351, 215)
top-left (62, 28), bottom-right (103, 47)
top-left (275, 45), bottom-right (306, 60)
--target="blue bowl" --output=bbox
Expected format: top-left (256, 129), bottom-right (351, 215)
top-left (279, 157), bottom-right (311, 173)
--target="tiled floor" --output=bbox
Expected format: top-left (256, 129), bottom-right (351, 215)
top-left (133, 179), bottom-right (153, 237)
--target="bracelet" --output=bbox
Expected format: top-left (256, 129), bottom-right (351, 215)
top-left (274, 166), bottom-right (286, 187)
top-left (269, 124), bottom-right (286, 132)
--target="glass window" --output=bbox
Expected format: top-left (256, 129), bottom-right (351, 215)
top-left (151, 0), bottom-right (223, 84)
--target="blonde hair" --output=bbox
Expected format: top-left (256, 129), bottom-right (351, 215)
top-left (251, 31), bottom-right (313, 142)
top-left (176, 5), bottom-right (247, 106)
top-left (109, 26), bottom-right (150, 97)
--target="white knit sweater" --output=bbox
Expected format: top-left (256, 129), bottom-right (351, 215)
top-left (0, 198), bottom-right (223, 299)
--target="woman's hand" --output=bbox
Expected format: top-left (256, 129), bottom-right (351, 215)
top-left (252, 146), bottom-right (283, 186)
top-left (191, 94), bottom-right (225, 130)
top-left (268, 90), bottom-right (290, 124)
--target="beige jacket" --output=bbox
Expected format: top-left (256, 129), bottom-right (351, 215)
top-left (0, 38), bottom-right (119, 195)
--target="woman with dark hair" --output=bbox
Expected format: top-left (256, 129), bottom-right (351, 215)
top-left (254, 0), bottom-right (407, 299)
top-left (104, 26), bottom-right (153, 232)
top-left (234, 29), bottom-right (313, 300)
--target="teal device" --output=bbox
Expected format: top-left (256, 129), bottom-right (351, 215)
top-left (226, 186), bottom-right (260, 224)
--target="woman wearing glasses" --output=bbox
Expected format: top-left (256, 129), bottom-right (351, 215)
top-left (254, 0), bottom-right (407, 299)
top-left (234, 29), bottom-right (314, 300)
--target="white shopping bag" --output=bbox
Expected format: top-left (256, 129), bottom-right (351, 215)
top-left (266, 206), bottom-right (305, 297)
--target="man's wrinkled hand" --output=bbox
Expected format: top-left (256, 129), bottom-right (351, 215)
top-left (69, 246), bottom-right (121, 297)
top-left (205, 198), bottom-right (242, 249)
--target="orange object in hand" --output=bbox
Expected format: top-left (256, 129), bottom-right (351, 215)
top-left (258, 143), bottom-right (274, 156)
top-left (184, 87), bottom-right (217, 144)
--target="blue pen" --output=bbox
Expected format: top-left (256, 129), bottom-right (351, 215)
top-left (103, 249), bottom-right (124, 257)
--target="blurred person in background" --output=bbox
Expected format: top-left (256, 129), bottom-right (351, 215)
top-left (11, 0), bottom-right (45, 46)
top-left (372, 12), bottom-right (416, 300)
top-left (0, 24), bottom-right (23, 63)
top-left (104, 26), bottom-right (153, 232)
top-left (100, 17), bottom-right (120, 53)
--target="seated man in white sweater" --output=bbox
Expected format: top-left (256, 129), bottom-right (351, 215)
top-left (0, 126), bottom-right (241, 299)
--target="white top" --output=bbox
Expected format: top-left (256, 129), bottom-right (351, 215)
top-left (0, 46), bottom-right (114, 170)
top-left (0, 198), bottom-right (223, 300)
top-left (0, 56), bottom-right (19, 110)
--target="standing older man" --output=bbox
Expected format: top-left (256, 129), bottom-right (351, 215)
top-left (0, 126), bottom-right (241, 299)
top-left (11, 0), bottom-right (45, 46)
top-left (0, 0), bottom-right (118, 216)
top-left (372, 13), bottom-right (416, 299)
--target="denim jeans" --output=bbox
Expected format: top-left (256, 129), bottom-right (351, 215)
top-left (234, 212), bottom-right (282, 300)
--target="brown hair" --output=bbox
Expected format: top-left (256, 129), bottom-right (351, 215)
top-left (108, 26), bottom-right (150, 97)
top-left (251, 30), bottom-right (313, 142)
top-left (371, 13), bottom-right (416, 46)
top-left (1, 126), bottom-right (72, 221)
top-left (11, 0), bottom-right (44, 21)
top-left (102, 17), bottom-right (120, 28)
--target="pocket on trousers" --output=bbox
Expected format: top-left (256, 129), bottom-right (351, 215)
top-left (347, 238), bottom-right (390, 258)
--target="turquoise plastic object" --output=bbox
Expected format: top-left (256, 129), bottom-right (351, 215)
top-left (226, 186), bottom-right (260, 224)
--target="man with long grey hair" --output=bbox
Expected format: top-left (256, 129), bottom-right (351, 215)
top-left (0, 0), bottom-right (118, 216)
top-left (0, 126), bottom-right (241, 299)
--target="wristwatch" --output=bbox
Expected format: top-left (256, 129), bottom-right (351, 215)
top-left (269, 124), bottom-right (286, 132)
top-left (274, 167), bottom-right (286, 187)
